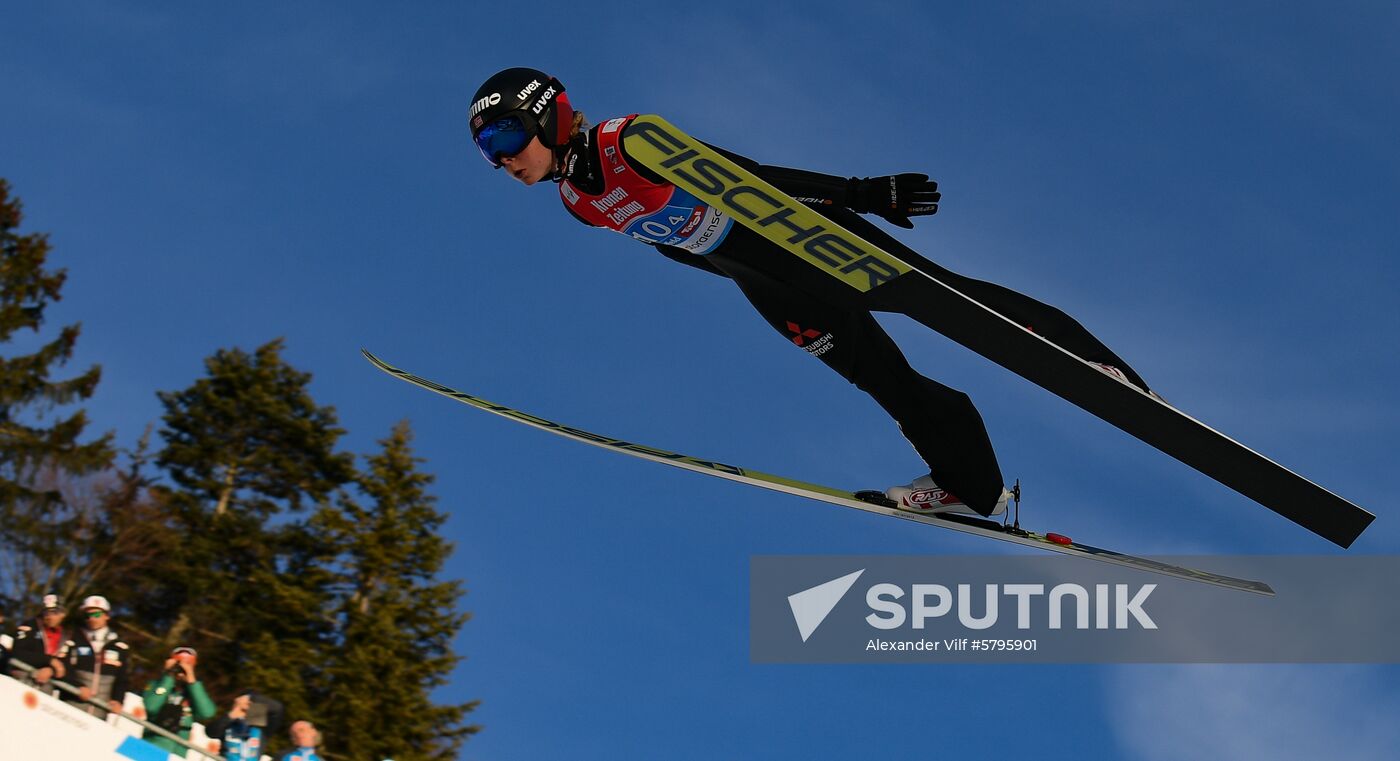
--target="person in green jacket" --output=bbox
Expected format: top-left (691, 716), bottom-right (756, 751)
top-left (142, 646), bottom-right (217, 754)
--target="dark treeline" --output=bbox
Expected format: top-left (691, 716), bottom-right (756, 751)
top-left (0, 178), bottom-right (479, 760)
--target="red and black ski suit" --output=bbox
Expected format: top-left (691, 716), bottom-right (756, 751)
top-left (558, 115), bottom-right (1145, 515)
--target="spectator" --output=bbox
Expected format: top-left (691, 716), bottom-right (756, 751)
top-left (280, 720), bottom-right (324, 761)
top-left (52, 595), bottom-right (131, 717)
top-left (206, 689), bottom-right (285, 761)
top-left (142, 646), bottom-right (216, 754)
top-left (9, 593), bottom-right (70, 693)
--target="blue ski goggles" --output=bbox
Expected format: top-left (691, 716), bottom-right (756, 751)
top-left (474, 114), bottom-right (535, 168)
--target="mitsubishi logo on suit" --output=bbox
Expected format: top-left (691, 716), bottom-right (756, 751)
top-left (785, 322), bottom-right (822, 346)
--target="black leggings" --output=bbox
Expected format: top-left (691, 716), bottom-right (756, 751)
top-left (704, 208), bottom-right (1145, 515)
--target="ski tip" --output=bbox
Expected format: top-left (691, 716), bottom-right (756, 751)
top-left (361, 349), bottom-right (406, 376)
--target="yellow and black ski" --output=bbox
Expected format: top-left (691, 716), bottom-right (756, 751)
top-left (363, 350), bottom-right (1273, 595)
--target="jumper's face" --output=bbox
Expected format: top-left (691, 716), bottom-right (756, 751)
top-left (500, 136), bottom-right (554, 186)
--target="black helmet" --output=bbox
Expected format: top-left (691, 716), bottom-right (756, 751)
top-left (469, 67), bottom-right (574, 168)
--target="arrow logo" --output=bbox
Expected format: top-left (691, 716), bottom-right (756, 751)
top-left (787, 569), bottom-right (864, 642)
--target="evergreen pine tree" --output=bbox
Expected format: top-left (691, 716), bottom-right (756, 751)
top-left (0, 178), bottom-right (113, 612)
top-left (152, 339), bottom-right (354, 710)
top-left (315, 421), bottom-right (479, 760)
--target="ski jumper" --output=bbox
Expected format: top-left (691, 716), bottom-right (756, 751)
top-left (559, 115), bottom-right (1144, 514)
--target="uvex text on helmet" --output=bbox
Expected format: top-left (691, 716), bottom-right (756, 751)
top-left (469, 67), bottom-right (573, 148)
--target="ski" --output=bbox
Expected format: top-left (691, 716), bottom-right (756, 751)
top-left (363, 350), bottom-right (1274, 596)
top-left (621, 114), bottom-right (1374, 549)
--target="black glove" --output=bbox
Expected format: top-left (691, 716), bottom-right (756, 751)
top-left (847, 173), bottom-right (942, 228)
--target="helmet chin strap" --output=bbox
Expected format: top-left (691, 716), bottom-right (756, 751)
top-left (550, 136), bottom-right (578, 184)
top-left (549, 150), bottom-right (564, 183)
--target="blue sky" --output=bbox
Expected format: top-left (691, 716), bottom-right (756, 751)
top-left (5, 2), bottom-right (1398, 758)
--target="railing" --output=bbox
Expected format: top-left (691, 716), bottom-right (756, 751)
top-left (5, 658), bottom-right (225, 761)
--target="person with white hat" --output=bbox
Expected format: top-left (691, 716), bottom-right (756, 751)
top-left (52, 594), bottom-right (131, 717)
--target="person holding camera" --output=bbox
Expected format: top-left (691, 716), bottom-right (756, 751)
top-left (206, 689), bottom-right (285, 761)
top-left (141, 646), bottom-right (216, 754)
